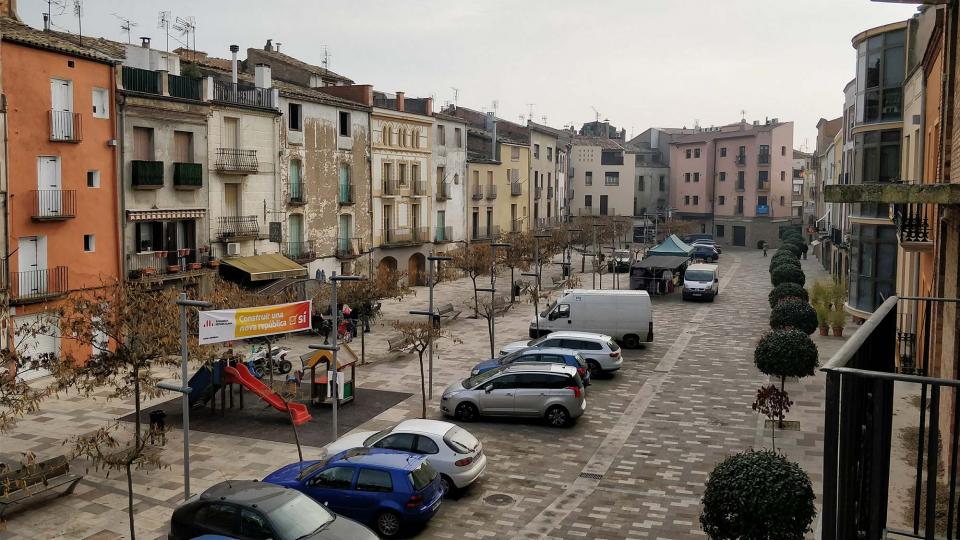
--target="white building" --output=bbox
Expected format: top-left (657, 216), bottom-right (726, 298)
top-left (432, 113), bottom-right (468, 248)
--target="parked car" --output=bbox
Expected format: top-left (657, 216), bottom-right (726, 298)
top-left (499, 331), bottom-right (622, 377)
top-left (532, 289), bottom-right (653, 348)
top-left (691, 244), bottom-right (719, 261)
top-left (607, 249), bottom-right (632, 273)
top-left (264, 448), bottom-right (444, 538)
top-left (324, 419), bottom-right (486, 495)
top-left (168, 480), bottom-right (377, 540)
top-left (471, 347), bottom-right (591, 385)
top-left (441, 363), bottom-right (586, 427)
top-left (682, 263), bottom-right (720, 301)
top-left (683, 233), bottom-right (714, 244)
top-left (692, 238), bottom-right (722, 254)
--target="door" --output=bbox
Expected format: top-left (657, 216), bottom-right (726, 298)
top-left (733, 225), bottom-right (746, 246)
top-left (174, 131), bottom-right (194, 163)
top-left (338, 214), bottom-right (352, 254)
top-left (37, 157), bottom-right (61, 216)
top-left (224, 184), bottom-right (240, 217)
top-left (436, 211), bottom-right (445, 242)
top-left (304, 466), bottom-right (358, 517)
top-left (599, 195), bottom-right (609, 216)
top-left (13, 313), bottom-right (58, 381)
top-left (50, 79), bottom-right (73, 139)
top-left (223, 117), bottom-right (239, 148)
top-left (352, 468), bottom-right (395, 523)
top-left (477, 374), bottom-right (517, 415)
top-left (383, 205), bottom-right (393, 242)
top-left (288, 214), bottom-right (303, 258)
top-left (17, 236), bottom-right (46, 296)
top-left (512, 373), bottom-right (548, 416)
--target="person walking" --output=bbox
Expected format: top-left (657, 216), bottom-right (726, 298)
top-left (762, 241), bottom-right (768, 257)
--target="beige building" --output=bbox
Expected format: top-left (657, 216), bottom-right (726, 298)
top-left (528, 122), bottom-right (562, 227)
top-left (567, 136), bottom-right (635, 218)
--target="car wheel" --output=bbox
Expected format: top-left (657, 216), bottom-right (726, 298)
top-left (622, 334), bottom-right (640, 349)
top-left (375, 510), bottom-right (402, 537)
top-left (455, 402), bottom-right (479, 422)
top-left (440, 474), bottom-right (461, 498)
top-left (545, 405), bottom-right (570, 427)
top-left (587, 360), bottom-right (602, 378)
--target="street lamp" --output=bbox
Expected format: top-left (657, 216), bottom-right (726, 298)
top-left (409, 254), bottom-right (452, 400)
top-left (565, 227), bottom-right (583, 279)
top-left (485, 242), bottom-right (511, 359)
top-left (310, 272), bottom-right (362, 442)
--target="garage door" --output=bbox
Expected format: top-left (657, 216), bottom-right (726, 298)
top-left (12, 314), bottom-right (59, 381)
top-left (733, 226), bottom-right (746, 247)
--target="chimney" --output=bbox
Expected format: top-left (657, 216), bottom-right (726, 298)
top-left (229, 45), bottom-right (239, 85)
top-left (140, 37), bottom-right (151, 48)
top-left (255, 64), bottom-right (272, 89)
top-left (486, 112), bottom-right (498, 161)
top-left (396, 92), bottom-right (405, 112)
top-left (42, 12), bottom-right (49, 30)
top-left (0, 0), bottom-right (21, 21)
top-left (424, 97), bottom-right (433, 116)
top-left (264, 39), bottom-right (273, 51)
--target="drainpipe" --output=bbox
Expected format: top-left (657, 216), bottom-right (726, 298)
top-left (2, 93), bottom-right (10, 353)
top-left (367, 111), bottom-right (374, 275)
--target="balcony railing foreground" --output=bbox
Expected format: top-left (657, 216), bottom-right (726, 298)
top-left (213, 80), bottom-right (275, 109)
top-left (822, 296), bottom-right (960, 540)
top-left (10, 266), bottom-right (68, 303)
top-left (894, 203), bottom-right (933, 247)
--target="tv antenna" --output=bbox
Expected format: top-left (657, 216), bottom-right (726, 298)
top-left (451, 87), bottom-right (459, 106)
top-left (173, 16), bottom-right (196, 59)
top-left (518, 114), bottom-right (525, 124)
top-left (73, 0), bottom-right (83, 45)
top-left (112, 13), bottom-right (138, 44)
top-left (526, 103), bottom-right (535, 122)
top-left (157, 11), bottom-right (171, 51)
top-left (542, 115), bottom-right (547, 125)
top-left (740, 109), bottom-right (747, 122)
top-left (319, 46), bottom-right (330, 70)
top-left (491, 100), bottom-right (498, 115)
top-left (591, 106), bottom-right (601, 123)
top-left (45, 0), bottom-right (67, 27)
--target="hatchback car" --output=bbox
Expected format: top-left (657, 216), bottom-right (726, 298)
top-left (471, 347), bottom-right (590, 385)
top-left (607, 249), bottom-right (632, 273)
top-left (263, 448), bottom-right (443, 538)
top-left (692, 239), bottom-right (722, 254)
top-left (691, 244), bottom-right (719, 261)
top-left (324, 419), bottom-right (486, 496)
top-left (168, 480), bottom-right (377, 540)
top-left (441, 363), bottom-right (586, 427)
top-left (499, 331), bottom-right (622, 377)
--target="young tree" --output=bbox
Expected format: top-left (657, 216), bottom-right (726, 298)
top-left (390, 320), bottom-right (459, 418)
top-left (754, 328), bottom-right (819, 394)
top-left (449, 244), bottom-right (492, 318)
top-left (752, 384), bottom-right (793, 447)
top-left (501, 231), bottom-right (533, 303)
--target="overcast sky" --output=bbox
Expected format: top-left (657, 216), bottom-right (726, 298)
top-left (18, 0), bottom-right (917, 148)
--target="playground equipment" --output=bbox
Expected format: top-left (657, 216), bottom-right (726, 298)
top-left (186, 360), bottom-right (312, 426)
top-left (300, 343), bottom-right (359, 406)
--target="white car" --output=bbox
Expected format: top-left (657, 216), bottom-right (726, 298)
top-left (499, 330), bottom-right (622, 377)
top-left (324, 419), bottom-right (486, 495)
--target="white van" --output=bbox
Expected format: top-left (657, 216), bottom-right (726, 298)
top-left (531, 289), bottom-right (653, 348)
top-left (682, 263), bottom-right (720, 301)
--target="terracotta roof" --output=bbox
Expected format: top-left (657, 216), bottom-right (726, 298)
top-left (175, 48), bottom-right (234, 72)
top-left (670, 120), bottom-right (789, 144)
top-left (527, 120), bottom-right (563, 137)
top-left (1, 17), bottom-right (119, 63)
top-left (570, 136), bottom-right (625, 150)
top-left (248, 47), bottom-right (353, 85)
top-left (271, 79), bottom-right (369, 111)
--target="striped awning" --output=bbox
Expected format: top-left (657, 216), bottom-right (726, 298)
top-left (127, 209), bottom-right (206, 221)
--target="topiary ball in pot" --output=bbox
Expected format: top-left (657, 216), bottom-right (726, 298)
top-left (768, 282), bottom-right (808, 308)
top-left (700, 449), bottom-right (816, 540)
top-left (754, 328), bottom-right (819, 381)
top-left (770, 298), bottom-right (818, 334)
top-left (771, 264), bottom-right (805, 287)
top-left (779, 242), bottom-right (802, 258)
top-left (770, 254), bottom-right (801, 273)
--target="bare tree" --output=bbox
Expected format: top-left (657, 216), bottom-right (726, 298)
top-left (501, 232), bottom-right (533, 303)
top-left (449, 244), bottom-right (492, 318)
top-left (390, 320), bottom-right (459, 418)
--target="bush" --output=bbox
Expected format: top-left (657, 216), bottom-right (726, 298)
top-left (778, 242), bottom-right (802, 258)
top-left (768, 283), bottom-right (808, 308)
top-left (755, 328), bottom-right (819, 382)
top-left (700, 449), bottom-right (816, 540)
top-left (771, 264), bottom-right (805, 287)
top-left (770, 254), bottom-right (801, 273)
top-left (770, 298), bottom-right (818, 334)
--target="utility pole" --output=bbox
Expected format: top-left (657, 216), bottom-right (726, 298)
top-left (410, 254), bottom-right (451, 400)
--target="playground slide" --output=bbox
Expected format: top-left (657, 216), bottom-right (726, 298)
top-left (223, 363), bottom-right (312, 426)
top-left (187, 365), bottom-right (220, 407)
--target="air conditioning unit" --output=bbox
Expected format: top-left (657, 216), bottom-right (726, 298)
top-left (226, 242), bottom-right (240, 256)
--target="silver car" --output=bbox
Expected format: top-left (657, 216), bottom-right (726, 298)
top-left (440, 364), bottom-right (586, 427)
top-left (499, 331), bottom-right (623, 377)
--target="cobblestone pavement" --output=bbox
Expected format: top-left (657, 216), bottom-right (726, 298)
top-left (0, 248), bottom-right (838, 539)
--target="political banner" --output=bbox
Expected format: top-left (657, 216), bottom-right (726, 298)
top-left (199, 301), bottom-right (311, 345)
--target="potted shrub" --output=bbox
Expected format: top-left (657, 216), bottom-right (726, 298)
top-left (829, 279), bottom-right (848, 310)
top-left (779, 242), bottom-right (802, 258)
top-left (770, 264), bottom-right (805, 287)
top-left (808, 280), bottom-right (829, 335)
top-left (754, 328), bottom-right (819, 390)
top-left (188, 262), bottom-right (203, 270)
top-left (768, 282), bottom-right (808, 308)
top-left (828, 308), bottom-right (846, 337)
top-left (700, 450), bottom-right (816, 540)
top-left (814, 304), bottom-right (830, 336)
top-left (178, 248), bottom-right (191, 257)
top-left (142, 266), bottom-right (156, 276)
top-left (208, 257), bottom-right (220, 269)
top-left (771, 298), bottom-right (818, 334)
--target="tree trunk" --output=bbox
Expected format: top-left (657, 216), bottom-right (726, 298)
top-left (471, 277), bottom-right (479, 318)
top-left (126, 462), bottom-right (136, 540)
top-left (360, 315), bottom-right (366, 365)
top-left (128, 368), bottom-right (141, 540)
top-left (418, 351), bottom-right (426, 419)
top-left (510, 267), bottom-right (515, 303)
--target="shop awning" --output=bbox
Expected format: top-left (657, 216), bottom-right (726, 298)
top-left (632, 255), bottom-right (691, 270)
top-left (127, 208), bottom-right (206, 221)
top-left (221, 253), bottom-right (307, 282)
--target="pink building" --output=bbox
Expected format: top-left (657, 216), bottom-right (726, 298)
top-left (669, 119), bottom-right (795, 247)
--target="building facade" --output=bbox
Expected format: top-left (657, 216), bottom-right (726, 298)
top-left (431, 113), bottom-right (468, 248)
top-left (529, 123), bottom-right (561, 227)
top-left (567, 137), bottom-right (634, 218)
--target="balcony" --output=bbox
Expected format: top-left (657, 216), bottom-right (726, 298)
top-left (132, 160), bottom-right (164, 188)
top-left (127, 249), bottom-right (206, 280)
top-left (168, 74), bottom-right (201, 100)
top-left (31, 190), bottom-right (76, 221)
top-left (339, 183), bottom-right (354, 205)
top-left (511, 182), bottom-right (522, 196)
top-left (436, 182), bottom-right (450, 201)
top-left (48, 111), bottom-right (81, 142)
top-left (734, 153), bottom-right (746, 166)
top-left (434, 226), bottom-right (452, 243)
top-left (471, 185), bottom-right (483, 200)
top-left (215, 149), bottom-right (258, 174)
top-left (471, 225), bottom-right (500, 241)
top-left (282, 240), bottom-right (315, 262)
top-left (756, 204), bottom-right (769, 216)
top-left (735, 180), bottom-right (745, 191)
top-left (217, 215), bottom-right (260, 241)
top-left (486, 184), bottom-right (497, 200)
top-left (534, 187), bottom-right (542, 200)
top-left (173, 162), bottom-right (203, 189)
top-left (893, 203), bottom-right (933, 250)
top-left (413, 180), bottom-right (428, 197)
top-left (511, 219), bottom-right (523, 233)
top-left (758, 152), bottom-right (770, 165)
top-left (758, 180), bottom-right (770, 191)
top-left (821, 296), bottom-right (960, 540)
top-left (213, 80), bottom-right (275, 109)
top-left (10, 266), bottom-right (68, 304)
top-left (734, 205), bottom-right (744, 216)
top-left (382, 179), bottom-right (399, 196)
top-left (336, 237), bottom-right (364, 259)
top-left (288, 182), bottom-right (305, 205)
top-left (547, 186), bottom-right (554, 199)
top-left (824, 182), bottom-right (960, 204)
top-left (382, 227), bottom-right (428, 246)
top-left (122, 66), bottom-right (160, 94)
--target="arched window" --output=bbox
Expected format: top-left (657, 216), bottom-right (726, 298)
top-left (383, 124), bottom-right (392, 146)
top-left (412, 129), bottom-right (420, 148)
top-left (400, 128), bottom-right (408, 148)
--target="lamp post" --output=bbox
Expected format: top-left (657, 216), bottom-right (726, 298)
top-left (565, 227), bottom-right (582, 279)
top-left (413, 254), bottom-right (451, 400)
top-left (521, 271), bottom-right (541, 335)
top-left (533, 232), bottom-right (552, 290)
top-left (592, 221), bottom-right (603, 290)
top-left (310, 272), bottom-right (361, 442)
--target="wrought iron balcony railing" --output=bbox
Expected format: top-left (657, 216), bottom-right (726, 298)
top-left (215, 149), bottom-right (258, 174)
top-left (511, 182), bottom-right (522, 196)
top-left (734, 153), bottom-right (747, 166)
top-left (168, 74), bottom-right (201, 100)
top-left (893, 203), bottom-right (932, 248)
top-left (382, 179), bottom-right (399, 196)
top-left (213, 80), bottom-right (275, 109)
top-left (486, 184), bottom-right (497, 200)
top-left (282, 240), bottom-right (315, 262)
top-left (436, 182), bottom-right (450, 201)
top-left (31, 190), bottom-right (76, 221)
top-left (413, 180), bottom-right (428, 196)
top-left (471, 185), bottom-right (483, 200)
top-left (122, 66), bottom-right (160, 94)
top-left (336, 237), bottom-right (363, 258)
top-left (217, 215), bottom-right (260, 240)
top-left (382, 227), bottom-right (428, 246)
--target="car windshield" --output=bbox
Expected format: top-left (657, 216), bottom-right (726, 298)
top-left (443, 426), bottom-right (480, 454)
top-left (685, 270), bottom-right (714, 281)
top-left (607, 339), bottom-right (620, 352)
top-left (296, 461), bottom-right (326, 480)
top-left (363, 423), bottom-right (399, 446)
top-left (409, 460), bottom-right (438, 491)
top-left (574, 353), bottom-right (587, 368)
top-left (464, 366), bottom-right (505, 389)
top-left (540, 300), bottom-right (556, 318)
top-left (269, 492), bottom-right (334, 539)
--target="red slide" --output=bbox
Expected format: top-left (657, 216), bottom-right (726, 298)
top-left (223, 363), bottom-right (312, 426)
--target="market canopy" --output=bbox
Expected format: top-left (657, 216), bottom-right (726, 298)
top-left (632, 255), bottom-right (691, 271)
top-left (647, 234), bottom-right (694, 257)
top-left (220, 253), bottom-right (307, 282)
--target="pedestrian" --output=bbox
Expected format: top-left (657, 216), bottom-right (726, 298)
top-left (762, 241), bottom-right (768, 257)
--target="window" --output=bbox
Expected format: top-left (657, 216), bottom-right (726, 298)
top-left (780, 170), bottom-right (786, 181)
top-left (759, 170), bottom-right (769, 184)
top-left (240, 510), bottom-right (273, 538)
top-left (686, 149), bottom-right (692, 159)
top-left (83, 234), bottom-right (95, 252)
top-left (694, 148), bottom-right (701, 158)
top-left (92, 87), bottom-right (109, 118)
top-left (288, 103), bottom-right (302, 131)
top-left (659, 175), bottom-right (665, 191)
top-left (604, 172), bottom-right (619, 186)
top-left (382, 125), bottom-right (392, 145)
top-left (737, 170), bottom-right (745, 187)
top-left (437, 125), bottom-right (446, 145)
top-left (683, 195), bottom-right (691, 205)
top-left (174, 131), bottom-right (194, 163)
top-left (547, 147), bottom-right (553, 161)
top-left (694, 172), bottom-right (700, 183)
top-left (534, 144), bottom-right (540, 158)
top-left (716, 224), bottom-right (725, 237)
top-left (194, 504), bottom-right (238, 536)
top-left (87, 170), bottom-right (100, 188)
top-left (411, 163), bottom-right (420, 183)
top-left (738, 145), bottom-right (746, 156)
top-left (849, 224), bottom-right (898, 312)
top-left (585, 171), bottom-right (593, 186)
top-left (638, 176), bottom-right (645, 191)
top-left (693, 196), bottom-right (699, 205)
top-left (133, 126), bottom-right (154, 160)
top-left (339, 111), bottom-right (351, 137)
top-left (719, 172), bottom-right (726, 182)
top-left (781, 145), bottom-right (786, 156)
top-left (718, 195), bottom-right (726, 205)
top-left (720, 147), bottom-right (727, 157)
top-left (454, 127), bottom-right (462, 147)
top-left (310, 467), bottom-right (355, 489)
top-left (685, 173), bottom-right (691, 183)
top-left (511, 147), bottom-right (520, 161)
top-left (758, 195), bottom-right (768, 207)
top-left (780, 195), bottom-right (785, 206)
top-left (356, 469), bottom-right (393, 493)
top-left (556, 304), bottom-right (570, 318)
top-left (399, 163), bottom-right (407, 186)
top-left (383, 162), bottom-right (392, 182)
top-left (860, 29), bottom-right (905, 123)
top-left (415, 436), bottom-right (440, 454)
top-left (584, 194), bottom-right (592, 208)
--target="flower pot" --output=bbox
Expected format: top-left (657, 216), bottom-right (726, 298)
top-left (167, 264), bottom-right (181, 273)
top-left (208, 258), bottom-right (220, 268)
top-left (143, 266), bottom-right (157, 276)
top-left (178, 248), bottom-right (191, 257)
top-left (818, 325), bottom-right (829, 336)
top-left (832, 327), bottom-right (844, 337)
top-left (188, 262), bottom-right (202, 270)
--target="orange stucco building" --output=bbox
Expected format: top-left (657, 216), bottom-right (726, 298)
top-left (1, 17), bottom-right (120, 372)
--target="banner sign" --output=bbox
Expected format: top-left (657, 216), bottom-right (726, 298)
top-left (199, 301), bottom-right (312, 345)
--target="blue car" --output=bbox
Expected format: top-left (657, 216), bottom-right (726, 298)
top-left (263, 448), bottom-right (444, 538)
top-left (470, 347), bottom-right (591, 385)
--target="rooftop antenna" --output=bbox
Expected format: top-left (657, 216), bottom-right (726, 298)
top-left (112, 13), bottom-right (138, 44)
top-left (173, 16), bottom-right (196, 60)
top-left (519, 114), bottom-right (525, 124)
top-left (45, 0), bottom-right (66, 30)
top-left (591, 106), bottom-right (601, 124)
top-left (740, 109), bottom-right (747, 122)
top-left (73, 0), bottom-right (82, 45)
top-left (527, 103), bottom-right (535, 122)
top-left (451, 87), bottom-right (459, 106)
top-left (542, 115), bottom-right (547, 124)
top-left (157, 11), bottom-right (171, 51)
top-left (491, 100), bottom-right (498, 115)
top-left (321, 46), bottom-right (330, 70)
